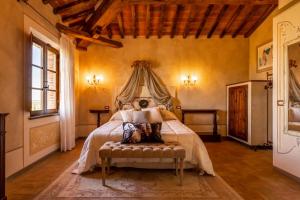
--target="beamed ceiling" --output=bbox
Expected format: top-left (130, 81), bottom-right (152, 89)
top-left (43, 0), bottom-right (278, 50)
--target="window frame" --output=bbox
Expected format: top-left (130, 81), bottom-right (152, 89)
top-left (28, 34), bottom-right (60, 118)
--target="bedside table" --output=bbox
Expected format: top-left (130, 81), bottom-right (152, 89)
top-left (89, 109), bottom-right (110, 127)
top-left (181, 109), bottom-right (221, 142)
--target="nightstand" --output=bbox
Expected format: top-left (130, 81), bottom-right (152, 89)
top-left (181, 109), bottom-right (221, 142)
top-left (89, 109), bottom-right (110, 127)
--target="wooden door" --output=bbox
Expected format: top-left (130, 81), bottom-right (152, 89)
top-left (228, 85), bottom-right (248, 141)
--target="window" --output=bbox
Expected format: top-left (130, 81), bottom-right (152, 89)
top-left (29, 35), bottom-right (59, 117)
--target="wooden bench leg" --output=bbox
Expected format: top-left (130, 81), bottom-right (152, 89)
top-left (179, 158), bottom-right (184, 186)
top-left (174, 158), bottom-right (178, 176)
top-left (107, 158), bottom-right (111, 174)
top-left (101, 157), bottom-right (106, 186)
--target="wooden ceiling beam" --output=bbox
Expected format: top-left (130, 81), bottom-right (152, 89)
top-left (82, 0), bottom-right (122, 32)
top-left (76, 45), bottom-right (88, 51)
top-left (62, 8), bottom-right (94, 23)
top-left (69, 19), bottom-right (86, 28)
top-left (53, 0), bottom-right (89, 15)
top-left (183, 5), bottom-right (194, 39)
top-left (92, 26), bottom-right (102, 35)
top-left (131, 4), bottom-right (137, 38)
top-left (77, 0), bottom-right (123, 47)
top-left (195, 4), bottom-right (213, 38)
top-left (232, 6), bottom-right (257, 38)
top-left (157, 4), bottom-right (166, 38)
top-left (124, 0), bottom-right (277, 5)
top-left (244, 4), bottom-right (277, 37)
top-left (106, 24), bottom-right (113, 39)
top-left (146, 4), bottom-right (151, 39)
top-left (220, 4), bottom-right (244, 38)
top-left (117, 13), bottom-right (125, 38)
top-left (207, 4), bottom-right (228, 38)
top-left (170, 5), bottom-right (182, 38)
top-left (56, 23), bottom-right (123, 48)
top-left (42, 0), bottom-right (53, 4)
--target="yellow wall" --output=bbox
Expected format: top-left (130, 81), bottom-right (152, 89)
top-left (279, 0), bottom-right (295, 8)
top-left (0, 1), bottom-right (24, 152)
top-left (77, 37), bottom-right (249, 136)
top-left (249, 2), bottom-right (296, 79)
top-left (0, 0), bottom-right (61, 176)
top-left (249, 11), bottom-right (276, 80)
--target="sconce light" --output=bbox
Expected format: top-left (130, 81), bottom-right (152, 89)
top-left (181, 74), bottom-right (197, 86)
top-left (86, 74), bottom-right (103, 86)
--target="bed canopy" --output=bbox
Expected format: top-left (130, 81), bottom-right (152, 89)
top-left (115, 60), bottom-right (173, 110)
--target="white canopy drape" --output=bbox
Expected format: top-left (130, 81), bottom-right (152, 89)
top-left (115, 60), bottom-right (173, 110)
top-left (59, 34), bottom-right (75, 152)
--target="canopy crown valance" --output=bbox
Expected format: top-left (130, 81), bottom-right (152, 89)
top-left (115, 60), bottom-right (173, 110)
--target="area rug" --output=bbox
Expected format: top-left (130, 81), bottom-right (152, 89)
top-left (34, 163), bottom-right (243, 200)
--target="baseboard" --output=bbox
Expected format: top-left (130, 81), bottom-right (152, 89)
top-left (24, 143), bottom-right (59, 167)
top-left (6, 143), bottom-right (59, 178)
top-left (221, 136), bottom-right (273, 151)
top-left (6, 147), bottom-right (60, 179)
top-left (5, 148), bottom-right (24, 177)
top-left (274, 166), bottom-right (300, 183)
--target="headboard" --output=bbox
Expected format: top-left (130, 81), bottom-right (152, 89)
top-left (121, 97), bottom-right (167, 110)
top-left (118, 86), bottom-right (175, 110)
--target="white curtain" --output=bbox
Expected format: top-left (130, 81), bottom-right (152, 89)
top-left (59, 34), bottom-right (75, 152)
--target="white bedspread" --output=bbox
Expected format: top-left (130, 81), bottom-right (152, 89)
top-left (73, 120), bottom-right (215, 176)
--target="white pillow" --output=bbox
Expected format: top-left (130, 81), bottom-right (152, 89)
top-left (120, 109), bottom-right (134, 122)
top-left (109, 111), bottom-right (123, 121)
top-left (142, 107), bottom-right (163, 123)
top-left (132, 111), bottom-right (150, 123)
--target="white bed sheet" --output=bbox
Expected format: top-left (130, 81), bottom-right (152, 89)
top-left (73, 120), bottom-right (215, 176)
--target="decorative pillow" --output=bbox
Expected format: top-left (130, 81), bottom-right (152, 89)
top-left (122, 122), bottom-right (143, 144)
top-left (109, 111), bottom-right (123, 121)
top-left (160, 109), bottom-right (178, 121)
top-left (146, 123), bottom-right (163, 143)
top-left (142, 107), bottom-right (163, 123)
top-left (132, 111), bottom-right (150, 123)
top-left (120, 109), bottom-right (134, 122)
top-left (121, 122), bottom-right (163, 144)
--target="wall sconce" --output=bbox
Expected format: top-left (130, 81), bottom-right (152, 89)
top-left (181, 75), bottom-right (197, 86)
top-left (86, 74), bottom-right (103, 86)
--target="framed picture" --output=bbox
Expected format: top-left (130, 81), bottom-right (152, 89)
top-left (257, 41), bottom-right (273, 72)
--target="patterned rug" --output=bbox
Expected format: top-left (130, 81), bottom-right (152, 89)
top-left (34, 163), bottom-right (243, 200)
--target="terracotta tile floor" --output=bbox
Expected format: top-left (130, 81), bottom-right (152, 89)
top-left (6, 139), bottom-right (300, 200)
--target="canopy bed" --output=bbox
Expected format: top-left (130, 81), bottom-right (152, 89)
top-left (73, 61), bottom-right (215, 176)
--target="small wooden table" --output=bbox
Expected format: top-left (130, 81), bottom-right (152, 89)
top-left (181, 109), bottom-right (221, 142)
top-left (89, 109), bottom-right (110, 127)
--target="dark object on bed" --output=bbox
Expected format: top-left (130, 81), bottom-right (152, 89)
top-left (122, 122), bottom-right (163, 144)
top-left (139, 99), bottom-right (149, 108)
top-left (0, 113), bottom-right (9, 200)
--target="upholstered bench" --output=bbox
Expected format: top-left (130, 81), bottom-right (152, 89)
top-left (99, 141), bottom-right (186, 186)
